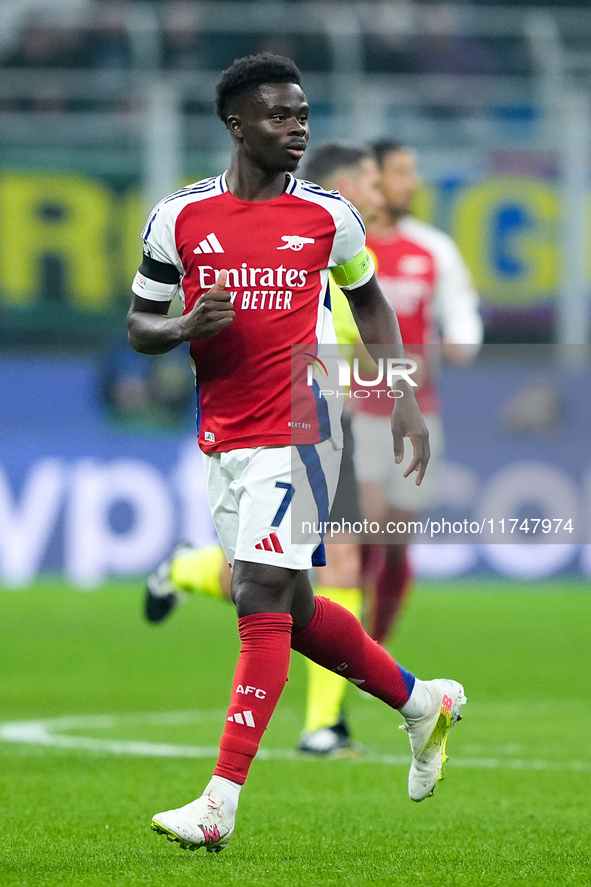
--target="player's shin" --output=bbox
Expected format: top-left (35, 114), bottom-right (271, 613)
top-left (303, 586), bottom-right (362, 734)
top-left (291, 595), bottom-right (415, 710)
top-left (150, 608), bottom-right (293, 852)
top-left (214, 612), bottom-right (293, 783)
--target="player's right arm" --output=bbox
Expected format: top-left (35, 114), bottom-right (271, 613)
top-left (128, 197), bottom-right (235, 354)
top-left (127, 270), bottom-right (234, 354)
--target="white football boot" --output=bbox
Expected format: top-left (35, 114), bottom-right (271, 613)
top-left (401, 678), bottom-right (466, 802)
top-left (151, 789), bottom-right (234, 853)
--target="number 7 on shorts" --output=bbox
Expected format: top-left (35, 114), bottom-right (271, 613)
top-left (271, 482), bottom-right (294, 528)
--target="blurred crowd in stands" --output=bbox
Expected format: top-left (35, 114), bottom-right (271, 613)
top-left (0, 0), bottom-right (558, 108)
top-left (0, 0), bottom-right (585, 114)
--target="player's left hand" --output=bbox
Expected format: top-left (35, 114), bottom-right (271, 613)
top-left (390, 387), bottom-right (430, 485)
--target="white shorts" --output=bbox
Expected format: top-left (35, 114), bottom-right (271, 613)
top-left (351, 412), bottom-right (444, 511)
top-left (202, 441), bottom-right (342, 570)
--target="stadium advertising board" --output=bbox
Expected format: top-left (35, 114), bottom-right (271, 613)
top-left (0, 349), bottom-right (589, 587)
top-left (0, 153), bottom-right (582, 343)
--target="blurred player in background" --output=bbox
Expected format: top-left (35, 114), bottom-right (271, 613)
top-left (354, 140), bottom-right (483, 644)
top-left (128, 53), bottom-right (464, 854)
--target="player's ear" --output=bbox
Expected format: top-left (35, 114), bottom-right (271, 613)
top-left (227, 115), bottom-right (243, 139)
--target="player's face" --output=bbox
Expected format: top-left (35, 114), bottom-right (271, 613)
top-left (235, 82), bottom-right (310, 173)
top-left (379, 148), bottom-right (420, 218)
top-left (341, 157), bottom-right (386, 227)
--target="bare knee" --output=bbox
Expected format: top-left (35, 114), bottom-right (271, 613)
top-left (231, 560), bottom-right (299, 618)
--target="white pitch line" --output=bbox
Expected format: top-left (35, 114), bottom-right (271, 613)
top-left (0, 712), bottom-right (589, 773)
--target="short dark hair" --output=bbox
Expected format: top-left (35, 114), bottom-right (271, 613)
top-left (215, 52), bottom-right (302, 123)
top-left (372, 140), bottom-right (406, 168)
top-left (303, 143), bottom-right (373, 189)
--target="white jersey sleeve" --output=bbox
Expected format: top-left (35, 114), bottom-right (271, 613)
top-left (435, 232), bottom-right (483, 348)
top-left (131, 197), bottom-right (184, 302)
top-left (141, 196), bottom-right (184, 270)
top-left (131, 176), bottom-right (227, 303)
top-left (328, 196), bottom-right (375, 290)
top-left (294, 180), bottom-right (375, 290)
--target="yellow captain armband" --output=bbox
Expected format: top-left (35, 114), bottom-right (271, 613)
top-left (330, 248), bottom-right (375, 289)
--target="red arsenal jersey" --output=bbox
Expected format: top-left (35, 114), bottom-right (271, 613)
top-left (354, 216), bottom-right (481, 416)
top-left (132, 174), bottom-right (374, 453)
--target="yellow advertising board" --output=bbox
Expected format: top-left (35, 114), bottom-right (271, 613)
top-left (0, 167), bottom-right (583, 325)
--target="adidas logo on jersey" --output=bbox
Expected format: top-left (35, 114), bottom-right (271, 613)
top-left (254, 532), bottom-right (284, 554)
top-left (193, 233), bottom-right (224, 254)
top-left (227, 710), bottom-right (255, 727)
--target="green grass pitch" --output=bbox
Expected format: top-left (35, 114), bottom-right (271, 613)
top-left (0, 577), bottom-right (590, 886)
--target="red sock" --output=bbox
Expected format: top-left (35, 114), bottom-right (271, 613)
top-left (291, 596), bottom-right (414, 709)
top-left (214, 613), bottom-right (292, 785)
top-left (371, 549), bottom-right (413, 645)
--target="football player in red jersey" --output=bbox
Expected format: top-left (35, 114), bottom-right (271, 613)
top-left (353, 141), bottom-right (483, 644)
top-left (127, 54), bottom-right (464, 853)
